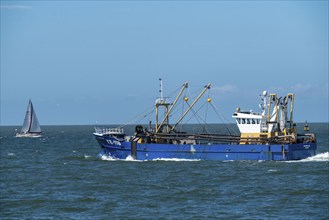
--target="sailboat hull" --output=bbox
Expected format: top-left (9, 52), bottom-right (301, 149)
top-left (16, 133), bottom-right (42, 138)
top-left (95, 134), bottom-right (316, 161)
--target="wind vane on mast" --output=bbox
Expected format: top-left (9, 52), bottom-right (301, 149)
top-left (159, 78), bottom-right (163, 100)
top-left (156, 78), bottom-right (170, 105)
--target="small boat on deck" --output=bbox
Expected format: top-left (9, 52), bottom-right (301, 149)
top-left (94, 80), bottom-right (316, 161)
top-left (16, 99), bottom-right (42, 138)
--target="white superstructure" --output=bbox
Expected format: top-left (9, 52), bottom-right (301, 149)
top-left (232, 91), bottom-right (295, 140)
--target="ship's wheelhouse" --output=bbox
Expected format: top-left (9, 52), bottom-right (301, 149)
top-left (233, 111), bottom-right (263, 134)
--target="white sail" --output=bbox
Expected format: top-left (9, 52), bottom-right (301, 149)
top-left (17, 100), bottom-right (42, 137)
top-left (21, 100), bottom-right (32, 133)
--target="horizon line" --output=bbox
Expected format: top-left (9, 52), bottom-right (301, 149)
top-left (1, 121), bottom-right (328, 127)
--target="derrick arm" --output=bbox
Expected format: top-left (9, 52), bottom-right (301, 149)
top-left (170, 83), bottom-right (211, 132)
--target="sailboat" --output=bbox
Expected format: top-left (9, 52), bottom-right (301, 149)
top-left (16, 99), bottom-right (42, 138)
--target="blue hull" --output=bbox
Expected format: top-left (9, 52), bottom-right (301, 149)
top-left (95, 135), bottom-right (317, 161)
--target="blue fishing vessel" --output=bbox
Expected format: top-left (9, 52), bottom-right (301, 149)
top-left (94, 80), bottom-right (316, 161)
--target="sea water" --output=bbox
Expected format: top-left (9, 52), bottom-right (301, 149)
top-left (0, 123), bottom-right (328, 219)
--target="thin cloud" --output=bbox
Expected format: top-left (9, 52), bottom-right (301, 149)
top-left (291, 84), bottom-right (314, 91)
top-left (212, 84), bottom-right (238, 93)
top-left (0, 5), bottom-right (32, 10)
top-left (291, 83), bottom-right (328, 94)
top-left (268, 83), bottom-right (328, 98)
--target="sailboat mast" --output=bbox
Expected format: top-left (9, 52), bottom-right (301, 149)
top-left (28, 100), bottom-right (33, 132)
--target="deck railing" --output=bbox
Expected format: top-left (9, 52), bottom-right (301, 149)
top-left (94, 127), bottom-right (124, 135)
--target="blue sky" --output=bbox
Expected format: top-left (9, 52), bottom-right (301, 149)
top-left (1, 1), bottom-right (328, 125)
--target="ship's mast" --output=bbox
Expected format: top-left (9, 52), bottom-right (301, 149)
top-left (156, 81), bottom-right (188, 133)
top-left (155, 81), bottom-right (211, 133)
top-left (159, 78), bottom-right (163, 101)
top-left (155, 79), bottom-right (171, 132)
top-left (287, 93), bottom-right (294, 131)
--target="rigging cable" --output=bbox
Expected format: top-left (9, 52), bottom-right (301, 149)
top-left (118, 83), bottom-right (184, 129)
top-left (203, 89), bottom-right (211, 133)
top-left (117, 104), bottom-right (155, 129)
top-left (184, 101), bottom-right (210, 133)
top-left (209, 102), bottom-right (239, 135)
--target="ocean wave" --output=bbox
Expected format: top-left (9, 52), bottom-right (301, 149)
top-left (267, 169), bottom-right (278, 172)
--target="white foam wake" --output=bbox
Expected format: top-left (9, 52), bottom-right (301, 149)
top-left (285, 152), bottom-right (329, 163)
top-left (100, 154), bottom-right (118, 161)
top-left (100, 154), bottom-right (142, 162)
top-left (151, 158), bottom-right (200, 162)
top-left (100, 153), bottom-right (329, 162)
top-left (300, 152), bottom-right (329, 162)
top-left (100, 154), bottom-right (200, 162)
